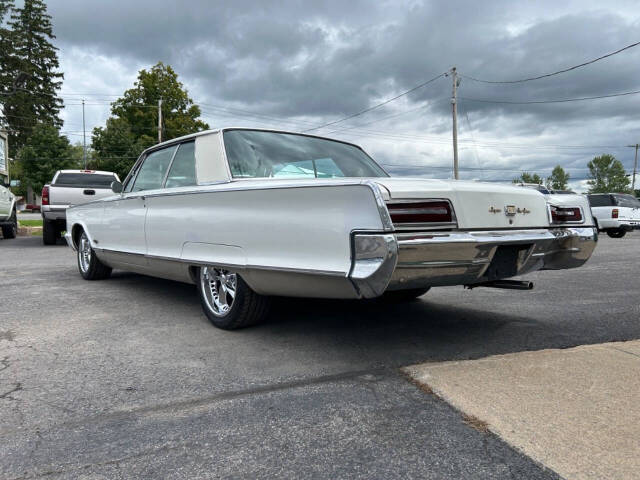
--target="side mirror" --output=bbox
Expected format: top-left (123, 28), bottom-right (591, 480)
top-left (111, 181), bottom-right (123, 194)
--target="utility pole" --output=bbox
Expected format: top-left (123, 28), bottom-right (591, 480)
top-left (627, 143), bottom-right (638, 191)
top-left (449, 67), bottom-right (459, 180)
top-left (82, 99), bottom-right (87, 169)
top-left (158, 98), bottom-right (163, 143)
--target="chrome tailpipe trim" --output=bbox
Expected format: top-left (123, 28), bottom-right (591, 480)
top-left (465, 279), bottom-right (534, 290)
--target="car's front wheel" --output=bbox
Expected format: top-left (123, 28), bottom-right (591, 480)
top-left (77, 231), bottom-right (112, 280)
top-left (607, 229), bottom-right (627, 238)
top-left (1, 208), bottom-right (17, 239)
top-left (197, 266), bottom-right (270, 330)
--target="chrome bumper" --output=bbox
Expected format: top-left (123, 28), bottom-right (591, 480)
top-left (64, 232), bottom-right (75, 250)
top-left (350, 227), bottom-right (597, 298)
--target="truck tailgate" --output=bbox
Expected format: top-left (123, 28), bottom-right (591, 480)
top-left (49, 186), bottom-right (114, 207)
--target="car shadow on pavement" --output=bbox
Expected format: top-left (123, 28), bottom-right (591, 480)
top-left (105, 272), bottom-right (639, 367)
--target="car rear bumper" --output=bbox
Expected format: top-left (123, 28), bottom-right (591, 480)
top-left (597, 219), bottom-right (640, 231)
top-left (350, 227), bottom-right (598, 298)
top-left (42, 206), bottom-right (68, 221)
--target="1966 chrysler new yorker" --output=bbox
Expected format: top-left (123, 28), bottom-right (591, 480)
top-left (65, 128), bottom-right (597, 329)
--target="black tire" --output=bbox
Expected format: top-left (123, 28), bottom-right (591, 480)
top-left (77, 231), bottom-right (112, 280)
top-left (1, 208), bottom-right (17, 239)
top-left (607, 229), bottom-right (626, 238)
top-left (380, 287), bottom-right (431, 302)
top-left (43, 219), bottom-right (58, 245)
top-left (197, 266), bottom-right (270, 330)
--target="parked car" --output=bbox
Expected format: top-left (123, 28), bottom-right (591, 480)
top-left (0, 179), bottom-right (17, 239)
top-left (41, 169), bottom-right (120, 245)
top-left (65, 128), bottom-right (597, 329)
top-left (587, 193), bottom-right (640, 238)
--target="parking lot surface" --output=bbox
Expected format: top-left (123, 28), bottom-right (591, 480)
top-left (1, 233), bottom-right (639, 478)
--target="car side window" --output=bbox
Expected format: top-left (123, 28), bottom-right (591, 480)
top-left (165, 141), bottom-right (196, 188)
top-left (131, 146), bottom-right (177, 192)
top-left (615, 194), bottom-right (640, 208)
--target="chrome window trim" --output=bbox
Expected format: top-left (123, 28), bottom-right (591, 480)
top-left (131, 144), bottom-right (178, 193)
top-left (160, 145), bottom-right (181, 188)
top-left (162, 140), bottom-right (198, 189)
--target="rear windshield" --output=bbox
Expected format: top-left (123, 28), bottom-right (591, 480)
top-left (587, 195), bottom-right (614, 207)
top-left (53, 173), bottom-right (117, 188)
top-left (614, 194), bottom-right (640, 208)
top-left (223, 129), bottom-right (388, 179)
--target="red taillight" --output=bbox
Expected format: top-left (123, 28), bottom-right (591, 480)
top-left (386, 200), bottom-right (453, 225)
top-left (550, 205), bottom-right (582, 223)
top-left (41, 186), bottom-right (49, 206)
top-left (612, 208), bottom-right (619, 219)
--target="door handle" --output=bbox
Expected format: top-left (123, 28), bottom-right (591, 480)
top-left (84, 189), bottom-right (96, 195)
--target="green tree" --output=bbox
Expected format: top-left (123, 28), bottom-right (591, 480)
top-left (17, 124), bottom-right (76, 192)
top-left (513, 172), bottom-right (543, 184)
top-left (587, 154), bottom-right (630, 193)
top-left (1, 0), bottom-right (63, 156)
top-left (92, 62), bottom-right (209, 179)
top-left (546, 165), bottom-right (570, 191)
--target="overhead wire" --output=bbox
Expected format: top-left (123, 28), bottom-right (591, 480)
top-left (302, 72), bottom-right (446, 132)
top-left (461, 40), bottom-right (640, 84)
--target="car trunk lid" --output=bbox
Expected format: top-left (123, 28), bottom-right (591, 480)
top-left (373, 178), bottom-right (550, 229)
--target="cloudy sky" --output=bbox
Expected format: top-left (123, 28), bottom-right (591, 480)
top-left (43, 0), bottom-right (640, 190)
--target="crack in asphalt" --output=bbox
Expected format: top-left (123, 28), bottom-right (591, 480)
top-left (0, 383), bottom-right (22, 400)
top-left (0, 356), bottom-right (10, 373)
top-left (0, 366), bottom-right (395, 440)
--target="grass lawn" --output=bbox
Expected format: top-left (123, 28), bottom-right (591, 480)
top-left (19, 219), bottom-right (43, 227)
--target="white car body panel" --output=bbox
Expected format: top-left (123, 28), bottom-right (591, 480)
top-left (0, 184), bottom-right (14, 220)
top-left (65, 128), bottom-right (598, 299)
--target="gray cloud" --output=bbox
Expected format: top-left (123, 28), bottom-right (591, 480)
top-left (44, 0), bottom-right (640, 190)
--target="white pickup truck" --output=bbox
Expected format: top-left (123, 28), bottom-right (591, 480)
top-left (0, 179), bottom-right (17, 239)
top-left (587, 193), bottom-right (640, 238)
top-left (41, 170), bottom-right (120, 245)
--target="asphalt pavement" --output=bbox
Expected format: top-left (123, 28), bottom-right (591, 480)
top-left (1, 233), bottom-right (638, 479)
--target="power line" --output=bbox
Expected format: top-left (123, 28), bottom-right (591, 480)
top-left (302, 73), bottom-right (446, 132)
top-left (460, 89), bottom-right (640, 105)
top-left (462, 40), bottom-right (640, 84)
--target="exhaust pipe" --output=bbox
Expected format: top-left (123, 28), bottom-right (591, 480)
top-left (466, 280), bottom-right (534, 290)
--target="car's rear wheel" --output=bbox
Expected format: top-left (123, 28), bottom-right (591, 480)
top-left (380, 287), bottom-right (431, 302)
top-left (43, 219), bottom-right (57, 245)
top-left (1, 208), bottom-right (17, 239)
top-left (607, 229), bottom-right (626, 238)
top-left (77, 231), bottom-right (112, 280)
top-left (197, 266), bottom-right (270, 330)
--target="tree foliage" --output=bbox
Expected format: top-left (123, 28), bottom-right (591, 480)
top-left (546, 165), bottom-right (570, 191)
top-left (587, 154), bottom-right (630, 193)
top-left (17, 124), bottom-right (78, 192)
top-left (0, 0), bottom-right (63, 156)
top-left (512, 172), bottom-right (543, 185)
top-left (92, 62), bottom-right (209, 179)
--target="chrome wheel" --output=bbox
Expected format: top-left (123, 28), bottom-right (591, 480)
top-left (79, 232), bottom-right (92, 273)
top-left (200, 267), bottom-right (237, 317)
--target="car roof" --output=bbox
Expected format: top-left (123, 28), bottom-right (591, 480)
top-left (140, 127), bottom-right (366, 157)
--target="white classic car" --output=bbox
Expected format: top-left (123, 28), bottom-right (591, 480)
top-left (65, 128), bottom-right (597, 329)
